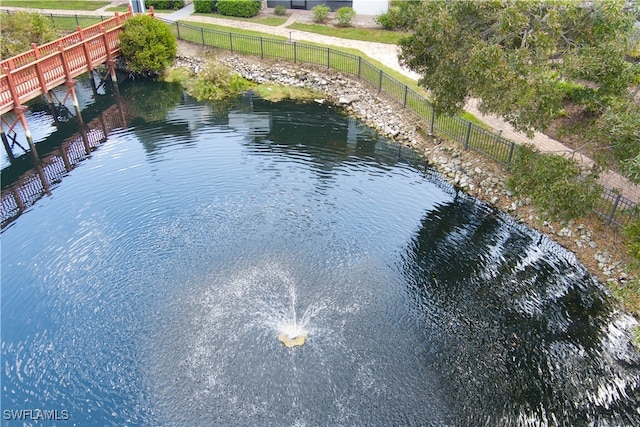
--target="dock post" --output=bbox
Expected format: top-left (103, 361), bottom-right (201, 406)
top-left (102, 24), bottom-right (121, 97)
top-left (88, 70), bottom-right (99, 97)
top-left (16, 107), bottom-right (39, 162)
top-left (35, 161), bottom-right (51, 196)
top-left (62, 81), bottom-right (91, 154)
top-left (0, 122), bottom-right (16, 164)
top-left (2, 65), bottom-right (39, 162)
top-left (12, 187), bottom-right (25, 215)
top-left (47, 92), bottom-right (61, 126)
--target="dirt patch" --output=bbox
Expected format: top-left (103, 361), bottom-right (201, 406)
top-left (176, 39), bottom-right (215, 58)
top-left (544, 103), bottom-right (593, 151)
top-left (543, 102), bottom-right (622, 175)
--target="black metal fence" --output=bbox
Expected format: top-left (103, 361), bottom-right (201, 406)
top-left (1, 9), bottom-right (636, 227)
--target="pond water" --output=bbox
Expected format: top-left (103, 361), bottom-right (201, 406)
top-left (2, 80), bottom-right (639, 426)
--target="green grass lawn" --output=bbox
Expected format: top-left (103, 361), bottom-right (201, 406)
top-left (255, 16), bottom-right (288, 26)
top-left (1, 0), bottom-right (110, 10)
top-left (177, 21), bottom-right (288, 40)
top-left (105, 3), bottom-right (131, 13)
top-left (45, 14), bottom-right (109, 31)
top-left (287, 23), bottom-right (409, 45)
top-left (192, 13), bottom-right (287, 27)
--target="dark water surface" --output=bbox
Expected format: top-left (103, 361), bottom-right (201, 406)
top-left (2, 80), bottom-right (639, 426)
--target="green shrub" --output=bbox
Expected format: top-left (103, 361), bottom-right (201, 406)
top-left (335, 6), bottom-right (355, 27)
top-left (186, 63), bottom-right (254, 101)
top-left (0, 11), bottom-right (57, 59)
top-left (624, 219), bottom-right (640, 265)
top-left (274, 5), bottom-right (287, 16)
top-left (595, 102), bottom-right (640, 182)
top-left (622, 219), bottom-right (640, 333)
top-left (630, 26), bottom-right (640, 59)
top-left (312, 4), bottom-right (330, 23)
top-left (216, 0), bottom-right (261, 18)
top-left (556, 79), bottom-right (596, 105)
top-left (253, 84), bottom-right (322, 102)
top-left (119, 15), bottom-right (177, 77)
top-left (145, 0), bottom-right (185, 10)
top-left (621, 154), bottom-right (640, 185)
top-left (374, 11), bottom-right (395, 29)
top-left (375, 1), bottom-right (419, 30)
top-left (506, 144), bottom-right (602, 220)
top-left (194, 0), bottom-right (218, 13)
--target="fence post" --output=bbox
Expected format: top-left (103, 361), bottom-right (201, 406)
top-left (464, 121), bottom-right (472, 149)
top-left (506, 141), bottom-right (515, 169)
top-left (606, 193), bottom-right (622, 226)
top-left (201, 27), bottom-right (205, 46)
top-left (378, 69), bottom-right (382, 92)
top-left (429, 106), bottom-right (435, 136)
top-left (327, 48), bottom-right (330, 69)
top-left (261, 37), bottom-right (264, 59)
top-left (403, 85), bottom-right (408, 108)
top-left (75, 14), bottom-right (79, 26)
top-left (230, 33), bottom-right (233, 52)
top-left (357, 56), bottom-right (361, 79)
top-left (176, 21), bottom-right (180, 39)
top-left (293, 41), bottom-right (297, 63)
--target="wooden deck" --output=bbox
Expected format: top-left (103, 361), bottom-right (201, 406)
top-left (0, 9), bottom-right (133, 116)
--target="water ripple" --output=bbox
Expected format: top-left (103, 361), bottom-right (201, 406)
top-left (1, 91), bottom-right (638, 426)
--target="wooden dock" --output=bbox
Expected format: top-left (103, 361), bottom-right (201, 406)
top-left (0, 7), bottom-right (143, 161)
top-left (0, 9), bottom-right (133, 116)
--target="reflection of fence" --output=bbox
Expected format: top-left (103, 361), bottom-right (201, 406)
top-left (165, 20), bottom-right (637, 227)
top-left (1, 102), bottom-right (130, 228)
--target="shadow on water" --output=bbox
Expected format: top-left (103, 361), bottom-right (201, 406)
top-left (403, 191), bottom-right (640, 425)
top-left (0, 79), bottom-right (187, 228)
top-left (1, 75), bottom-right (120, 182)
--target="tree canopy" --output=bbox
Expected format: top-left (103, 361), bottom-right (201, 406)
top-left (399, 0), bottom-right (640, 136)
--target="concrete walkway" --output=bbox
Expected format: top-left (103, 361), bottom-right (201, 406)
top-left (278, 10), bottom-right (301, 28)
top-left (2, 1), bottom-right (637, 202)
top-left (163, 2), bottom-right (194, 22)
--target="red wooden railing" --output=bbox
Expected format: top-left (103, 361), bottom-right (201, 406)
top-left (0, 9), bottom-right (134, 115)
